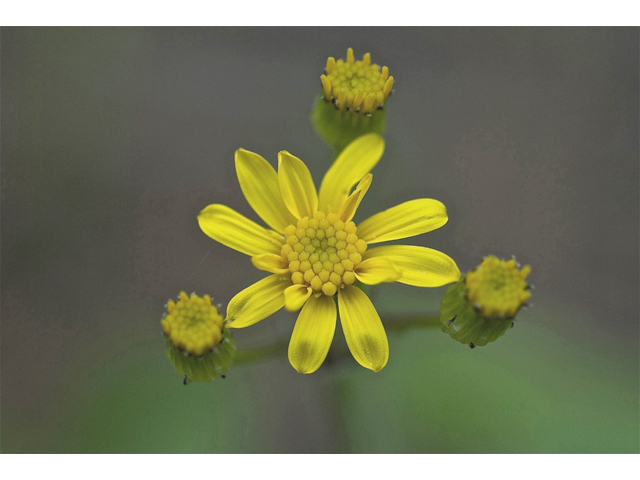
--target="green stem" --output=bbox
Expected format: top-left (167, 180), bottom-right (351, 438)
top-left (383, 314), bottom-right (442, 331)
top-left (233, 343), bottom-right (288, 365)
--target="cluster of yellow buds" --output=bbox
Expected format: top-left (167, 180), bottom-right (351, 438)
top-left (321, 48), bottom-right (394, 114)
top-left (312, 48), bottom-right (394, 154)
top-left (440, 256), bottom-right (532, 347)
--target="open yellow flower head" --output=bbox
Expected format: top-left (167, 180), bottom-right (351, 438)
top-left (162, 291), bottom-right (236, 383)
top-left (440, 256), bottom-right (532, 348)
top-left (198, 134), bottom-right (460, 374)
top-left (321, 47), bottom-right (394, 114)
top-left (282, 212), bottom-right (367, 298)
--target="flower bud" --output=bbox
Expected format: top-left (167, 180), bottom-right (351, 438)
top-left (162, 291), bottom-right (236, 383)
top-left (311, 48), bottom-right (393, 154)
top-left (440, 256), bottom-right (531, 347)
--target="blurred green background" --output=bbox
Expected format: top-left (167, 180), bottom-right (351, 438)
top-left (1, 27), bottom-right (638, 453)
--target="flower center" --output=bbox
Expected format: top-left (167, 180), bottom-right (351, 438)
top-left (281, 210), bottom-right (367, 296)
top-left (465, 256), bottom-right (531, 318)
top-left (320, 47), bottom-right (394, 114)
top-left (162, 292), bottom-right (224, 356)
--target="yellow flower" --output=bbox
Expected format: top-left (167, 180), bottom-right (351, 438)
top-left (198, 134), bottom-right (460, 373)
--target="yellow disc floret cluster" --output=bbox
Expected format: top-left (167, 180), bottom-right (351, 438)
top-left (465, 256), bottom-right (531, 318)
top-left (321, 47), bottom-right (394, 114)
top-left (161, 291), bottom-right (224, 356)
top-left (281, 211), bottom-right (367, 296)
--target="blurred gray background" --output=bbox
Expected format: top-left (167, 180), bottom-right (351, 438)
top-left (1, 27), bottom-right (638, 453)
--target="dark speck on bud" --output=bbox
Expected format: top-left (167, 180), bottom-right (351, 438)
top-left (469, 343), bottom-right (476, 349)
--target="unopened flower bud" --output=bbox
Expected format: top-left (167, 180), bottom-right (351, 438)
top-left (162, 291), bottom-right (236, 384)
top-left (440, 256), bottom-right (532, 347)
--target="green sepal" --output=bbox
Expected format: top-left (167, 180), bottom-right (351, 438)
top-left (165, 327), bottom-right (236, 384)
top-left (440, 279), bottom-right (512, 347)
top-left (310, 95), bottom-right (386, 156)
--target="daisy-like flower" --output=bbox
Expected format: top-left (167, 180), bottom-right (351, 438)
top-left (198, 134), bottom-right (460, 373)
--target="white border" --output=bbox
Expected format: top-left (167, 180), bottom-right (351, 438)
top-left (1, 1), bottom-right (639, 26)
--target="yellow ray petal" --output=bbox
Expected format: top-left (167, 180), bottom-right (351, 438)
top-left (354, 256), bottom-right (401, 285)
top-left (338, 173), bottom-right (372, 222)
top-left (318, 134), bottom-right (384, 213)
top-left (357, 199), bottom-right (448, 244)
top-left (278, 151), bottom-right (318, 219)
top-left (325, 57), bottom-right (336, 75)
top-left (362, 93), bottom-right (375, 114)
top-left (364, 245), bottom-right (461, 287)
top-left (284, 284), bottom-right (312, 312)
top-left (338, 285), bottom-right (389, 372)
top-left (346, 47), bottom-right (355, 64)
top-left (235, 149), bottom-right (297, 234)
top-left (225, 274), bottom-right (290, 328)
top-left (251, 253), bottom-right (289, 274)
top-left (288, 295), bottom-right (337, 373)
top-left (383, 76), bottom-right (394, 98)
top-left (320, 74), bottom-right (332, 98)
top-left (198, 204), bottom-right (283, 256)
top-left (380, 65), bottom-right (389, 82)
